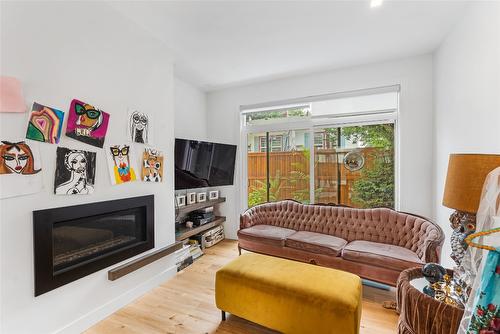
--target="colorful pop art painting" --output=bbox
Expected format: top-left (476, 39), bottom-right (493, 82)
top-left (141, 147), bottom-right (163, 182)
top-left (0, 140), bottom-right (43, 199)
top-left (106, 144), bottom-right (137, 185)
top-left (26, 102), bottom-right (64, 144)
top-left (128, 109), bottom-right (151, 144)
top-left (54, 147), bottom-right (96, 195)
top-left (66, 99), bottom-right (110, 148)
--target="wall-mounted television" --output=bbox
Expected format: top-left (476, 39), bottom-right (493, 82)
top-left (175, 138), bottom-right (237, 190)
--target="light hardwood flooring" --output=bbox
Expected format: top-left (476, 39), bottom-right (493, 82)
top-left (86, 240), bottom-right (398, 334)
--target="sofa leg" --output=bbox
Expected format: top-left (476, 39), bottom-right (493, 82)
top-left (221, 310), bottom-right (226, 321)
top-left (238, 245), bottom-right (242, 256)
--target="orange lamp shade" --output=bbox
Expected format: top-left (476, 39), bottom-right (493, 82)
top-left (443, 154), bottom-right (500, 213)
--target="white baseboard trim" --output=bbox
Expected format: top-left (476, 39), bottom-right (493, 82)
top-left (54, 265), bottom-right (177, 334)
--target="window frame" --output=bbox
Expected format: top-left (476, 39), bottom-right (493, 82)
top-left (240, 85), bottom-right (400, 212)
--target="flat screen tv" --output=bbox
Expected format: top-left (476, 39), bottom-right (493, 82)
top-left (175, 138), bottom-right (237, 190)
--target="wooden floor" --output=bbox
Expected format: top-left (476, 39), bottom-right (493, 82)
top-left (86, 240), bottom-right (398, 334)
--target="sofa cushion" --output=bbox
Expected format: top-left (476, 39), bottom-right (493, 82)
top-left (285, 231), bottom-right (347, 257)
top-left (238, 225), bottom-right (296, 247)
top-left (342, 240), bottom-right (424, 271)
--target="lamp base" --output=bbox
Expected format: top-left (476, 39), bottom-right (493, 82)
top-left (449, 210), bottom-right (476, 267)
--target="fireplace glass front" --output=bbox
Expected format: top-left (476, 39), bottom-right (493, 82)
top-left (52, 207), bottom-right (147, 274)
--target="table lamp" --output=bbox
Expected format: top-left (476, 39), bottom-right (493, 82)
top-left (442, 153), bottom-right (500, 266)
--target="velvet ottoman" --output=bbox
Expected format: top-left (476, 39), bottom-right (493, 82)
top-left (215, 253), bottom-right (362, 334)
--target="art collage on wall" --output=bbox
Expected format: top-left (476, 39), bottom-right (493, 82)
top-left (0, 75), bottom-right (162, 199)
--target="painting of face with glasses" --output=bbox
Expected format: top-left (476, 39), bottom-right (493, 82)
top-left (66, 99), bottom-right (110, 148)
top-left (141, 148), bottom-right (163, 183)
top-left (129, 110), bottom-right (150, 144)
top-left (106, 144), bottom-right (137, 185)
top-left (0, 140), bottom-right (43, 199)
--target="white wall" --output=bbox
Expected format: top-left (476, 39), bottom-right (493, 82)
top-left (433, 2), bottom-right (500, 268)
top-left (0, 2), bottom-right (176, 333)
top-left (174, 76), bottom-right (207, 140)
top-left (207, 55), bottom-right (434, 239)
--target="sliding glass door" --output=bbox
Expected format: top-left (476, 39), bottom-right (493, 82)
top-left (314, 123), bottom-right (395, 208)
top-left (247, 129), bottom-right (310, 207)
top-left (242, 87), bottom-right (398, 209)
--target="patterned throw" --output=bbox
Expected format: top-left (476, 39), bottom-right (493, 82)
top-left (467, 248), bottom-right (500, 334)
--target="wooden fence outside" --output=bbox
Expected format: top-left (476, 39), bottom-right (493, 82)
top-left (247, 147), bottom-right (382, 207)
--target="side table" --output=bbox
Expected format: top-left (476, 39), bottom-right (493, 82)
top-left (396, 267), bottom-right (464, 334)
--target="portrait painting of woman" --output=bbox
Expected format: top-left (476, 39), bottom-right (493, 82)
top-left (0, 140), bottom-right (43, 199)
top-left (0, 140), bottom-right (41, 175)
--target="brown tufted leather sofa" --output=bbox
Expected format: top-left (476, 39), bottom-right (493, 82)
top-left (238, 200), bottom-right (444, 286)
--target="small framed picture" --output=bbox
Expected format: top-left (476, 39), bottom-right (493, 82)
top-left (197, 192), bottom-right (207, 203)
top-left (209, 190), bottom-right (219, 200)
top-left (187, 192), bottom-right (196, 205)
top-left (176, 195), bottom-right (186, 207)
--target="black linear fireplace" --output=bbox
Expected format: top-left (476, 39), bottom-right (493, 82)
top-left (33, 195), bottom-right (154, 296)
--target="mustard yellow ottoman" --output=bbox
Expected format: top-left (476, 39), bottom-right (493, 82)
top-left (215, 253), bottom-right (362, 334)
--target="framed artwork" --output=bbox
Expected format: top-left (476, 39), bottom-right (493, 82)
top-left (66, 99), bottom-right (110, 148)
top-left (106, 144), bottom-right (137, 185)
top-left (209, 190), bottom-right (219, 200)
top-left (26, 102), bottom-right (64, 144)
top-left (54, 147), bottom-right (96, 195)
top-left (141, 147), bottom-right (163, 182)
top-left (176, 195), bottom-right (186, 207)
top-left (128, 109), bottom-right (151, 144)
top-left (197, 192), bottom-right (207, 202)
top-left (187, 192), bottom-right (196, 205)
top-left (0, 140), bottom-right (43, 199)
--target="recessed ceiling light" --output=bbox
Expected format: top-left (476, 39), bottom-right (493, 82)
top-left (371, 0), bottom-right (383, 8)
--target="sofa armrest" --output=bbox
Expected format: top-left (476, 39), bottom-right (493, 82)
top-left (422, 238), bottom-right (444, 264)
top-left (240, 208), bottom-right (260, 229)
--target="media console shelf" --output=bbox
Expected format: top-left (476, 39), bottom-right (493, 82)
top-left (175, 197), bottom-right (226, 241)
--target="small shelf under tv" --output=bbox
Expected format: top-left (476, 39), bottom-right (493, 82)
top-left (177, 197), bottom-right (226, 216)
top-left (175, 216), bottom-right (226, 241)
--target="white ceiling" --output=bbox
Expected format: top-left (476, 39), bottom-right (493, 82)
top-left (109, 1), bottom-right (468, 91)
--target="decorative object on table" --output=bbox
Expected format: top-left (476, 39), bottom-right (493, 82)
top-left (0, 140), bottom-right (42, 199)
top-left (442, 154), bottom-right (500, 267)
top-left (187, 192), bottom-right (196, 205)
top-left (54, 147), bottom-right (96, 195)
top-left (461, 228), bottom-right (500, 334)
top-left (128, 109), bottom-right (151, 144)
top-left (66, 99), bottom-right (110, 148)
top-left (26, 102), bottom-right (64, 144)
top-left (422, 263), bottom-right (447, 297)
top-left (106, 144), bottom-right (137, 185)
top-left (397, 267), bottom-right (465, 334)
top-left (176, 195), bottom-right (186, 207)
top-left (0, 76), bottom-right (25, 113)
top-left (430, 273), bottom-right (467, 308)
top-left (141, 147), bottom-right (163, 182)
top-left (197, 192), bottom-right (206, 202)
top-left (209, 190), bottom-right (219, 200)
top-left (343, 150), bottom-right (365, 172)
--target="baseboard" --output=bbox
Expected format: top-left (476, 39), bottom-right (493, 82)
top-left (54, 265), bottom-right (177, 334)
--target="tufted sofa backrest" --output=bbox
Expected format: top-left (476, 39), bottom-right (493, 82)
top-left (240, 200), bottom-right (443, 261)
